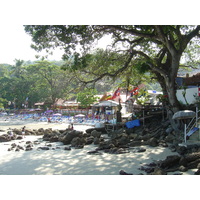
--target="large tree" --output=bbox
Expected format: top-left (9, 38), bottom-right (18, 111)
top-left (24, 25), bottom-right (200, 114)
top-left (28, 60), bottom-right (77, 105)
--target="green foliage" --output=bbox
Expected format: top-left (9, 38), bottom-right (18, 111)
top-left (0, 60), bottom-right (79, 108)
top-left (77, 88), bottom-right (99, 108)
top-left (0, 97), bottom-right (7, 108)
top-left (24, 25), bottom-right (200, 112)
top-left (135, 89), bottom-right (150, 105)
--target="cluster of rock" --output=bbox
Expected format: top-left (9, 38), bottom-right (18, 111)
top-left (0, 128), bottom-right (45, 143)
top-left (139, 144), bottom-right (200, 175)
top-left (1, 114), bottom-right (200, 175)
top-left (0, 133), bottom-right (23, 142)
top-left (7, 141), bottom-right (38, 151)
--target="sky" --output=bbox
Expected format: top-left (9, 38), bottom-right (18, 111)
top-left (0, 25), bottom-right (112, 65)
top-left (0, 25), bottom-right (65, 65)
top-left (0, 1), bottom-right (198, 66)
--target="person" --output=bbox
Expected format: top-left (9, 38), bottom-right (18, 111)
top-left (48, 117), bottom-right (51, 123)
top-left (8, 128), bottom-right (13, 138)
top-left (22, 126), bottom-right (26, 138)
top-left (71, 123), bottom-right (74, 130)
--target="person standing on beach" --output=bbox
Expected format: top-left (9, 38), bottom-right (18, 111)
top-left (71, 123), bottom-right (74, 130)
top-left (22, 126), bottom-right (26, 138)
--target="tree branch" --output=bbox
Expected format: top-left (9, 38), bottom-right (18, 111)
top-left (78, 51), bottom-right (135, 84)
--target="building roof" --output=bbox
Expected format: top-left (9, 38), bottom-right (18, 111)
top-left (184, 73), bottom-right (200, 86)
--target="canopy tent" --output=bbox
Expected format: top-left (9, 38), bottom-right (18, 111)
top-left (75, 114), bottom-right (85, 118)
top-left (93, 100), bottom-right (119, 107)
top-left (53, 113), bottom-right (62, 116)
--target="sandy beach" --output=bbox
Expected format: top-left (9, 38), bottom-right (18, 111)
top-left (0, 118), bottom-right (198, 175)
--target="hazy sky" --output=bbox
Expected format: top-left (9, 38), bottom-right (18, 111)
top-left (0, 1), bottom-right (196, 65)
top-left (0, 25), bottom-right (112, 65)
top-left (0, 25), bottom-right (64, 65)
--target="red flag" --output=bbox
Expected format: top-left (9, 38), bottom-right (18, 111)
top-left (130, 87), bottom-right (139, 95)
top-left (111, 88), bottom-right (120, 99)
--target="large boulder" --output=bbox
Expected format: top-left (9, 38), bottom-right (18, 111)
top-left (49, 135), bottom-right (59, 142)
top-left (0, 134), bottom-right (11, 142)
top-left (12, 128), bottom-right (22, 135)
top-left (150, 167), bottom-right (167, 175)
top-left (117, 134), bottom-right (130, 146)
top-left (85, 136), bottom-right (94, 145)
top-left (71, 137), bottom-right (86, 147)
top-left (60, 130), bottom-right (83, 145)
top-left (148, 138), bottom-right (158, 147)
top-left (91, 130), bottom-right (101, 138)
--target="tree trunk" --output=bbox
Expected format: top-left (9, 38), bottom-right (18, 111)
top-left (155, 55), bottom-right (182, 138)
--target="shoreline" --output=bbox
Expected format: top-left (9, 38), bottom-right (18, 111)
top-left (0, 119), bottom-right (197, 175)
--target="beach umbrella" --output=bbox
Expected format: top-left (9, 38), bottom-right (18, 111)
top-left (75, 114), bottom-right (85, 118)
top-left (46, 110), bottom-right (53, 113)
top-left (53, 113), bottom-right (62, 116)
top-left (35, 108), bottom-right (43, 111)
top-left (172, 110), bottom-right (195, 120)
top-left (172, 110), bottom-right (196, 144)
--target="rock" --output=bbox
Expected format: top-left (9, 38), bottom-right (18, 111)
top-left (16, 135), bottom-right (23, 140)
top-left (93, 137), bottom-right (99, 145)
top-left (169, 145), bottom-right (177, 152)
top-left (15, 148), bottom-right (20, 151)
top-left (85, 127), bottom-right (106, 134)
top-left (165, 134), bottom-right (175, 143)
top-left (194, 169), bottom-right (200, 175)
top-left (173, 172), bottom-right (183, 175)
top-left (179, 165), bottom-right (188, 172)
top-left (176, 146), bottom-right (187, 155)
top-left (74, 145), bottom-right (84, 149)
top-left (129, 133), bottom-right (138, 140)
top-left (118, 135), bottom-right (130, 146)
top-left (12, 128), bottom-right (21, 135)
top-left (85, 136), bottom-right (94, 145)
top-left (137, 148), bottom-right (146, 153)
top-left (116, 148), bottom-right (130, 154)
top-left (148, 138), bottom-right (158, 147)
top-left (197, 163), bottom-right (200, 169)
top-left (151, 167), bottom-right (167, 175)
top-left (49, 135), bottom-right (59, 142)
top-left (25, 147), bottom-right (33, 151)
top-left (38, 128), bottom-right (45, 133)
top-left (0, 135), bottom-right (10, 142)
top-left (141, 134), bottom-right (151, 141)
top-left (111, 129), bottom-right (124, 139)
top-left (159, 155), bottom-right (181, 169)
top-left (129, 140), bottom-right (146, 147)
top-left (91, 130), bottom-right (101, 138)
top-left (60, 130), bottom-right (83, 145)
top-left (159, 140), bottom-right (168, 147)
top-left (37, 146), bottom-right (50, 150)
top-left (18, 145), bottom-right (24, 150)
top-left (71, 137), bottom-right (86, 147)
top-left (64, 147), bottom-right (71, 150)
top-left (119, 170), bottom-right (133, 175)
top-left (179, 157), bottom-right (188, 167)
top-left (11, 143), bottom-right (17, 148)
top-left (165, 127), bottom-right (173, 134)
top-left (97, 141), bottom-right (113, 150)
top-left (87, 150), bottom-right (102, 155)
